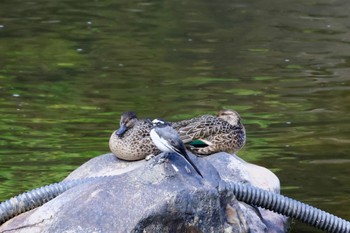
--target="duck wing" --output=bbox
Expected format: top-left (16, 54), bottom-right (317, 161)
top-left (174, 115), bottom-right (232, 143)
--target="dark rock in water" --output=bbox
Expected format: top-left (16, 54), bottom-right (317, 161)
top-left (0, 152), bottom-right (288, 233)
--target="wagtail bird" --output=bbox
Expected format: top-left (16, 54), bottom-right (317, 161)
top-left (150, 119), bottom-right (203, 178)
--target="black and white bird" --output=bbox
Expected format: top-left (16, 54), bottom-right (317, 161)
top-left (150, 118), bottom-right (203, 178)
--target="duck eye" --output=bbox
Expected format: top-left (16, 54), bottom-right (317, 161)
top-left (125, 120), bottom-right (131, 126)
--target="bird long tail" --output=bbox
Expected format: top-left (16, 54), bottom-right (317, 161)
top-left (179, 152), bottom-right (203, 178)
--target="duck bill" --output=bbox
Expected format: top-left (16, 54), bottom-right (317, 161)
top-left (116, 123), bottom-right (127, 137)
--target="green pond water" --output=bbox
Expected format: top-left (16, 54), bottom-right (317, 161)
top-left (1, 0), bottom-right (350, 231)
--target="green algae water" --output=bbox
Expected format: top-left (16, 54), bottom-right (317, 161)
top-left (1, 0), bottom-right (350, 231)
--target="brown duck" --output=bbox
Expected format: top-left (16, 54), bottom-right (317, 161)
top-left (109, 110), bottom-right (246, 160)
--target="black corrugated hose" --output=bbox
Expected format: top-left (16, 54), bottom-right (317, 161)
top-left (0, 176), bottom-right (101, 225)
top-left (219, 181), bottom-right (350, 233)
top-left (1, 177), bottom-right (350, 233)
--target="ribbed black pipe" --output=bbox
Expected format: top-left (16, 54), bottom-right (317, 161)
top-left (1, 177), bottom-right (350, 233)
top-left (219, 181), bottom-right (350, 233)
top-left (0, 177), bottom-right (102, 225)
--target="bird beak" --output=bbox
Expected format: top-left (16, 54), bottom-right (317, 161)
top-left (116, 123), bottom-right (127, 137)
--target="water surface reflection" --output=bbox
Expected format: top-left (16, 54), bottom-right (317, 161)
top-left (1, 0), bottom-right (350, 231)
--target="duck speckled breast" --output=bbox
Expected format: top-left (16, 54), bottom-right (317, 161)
top-left (109, 121), bottom-right (160, 161)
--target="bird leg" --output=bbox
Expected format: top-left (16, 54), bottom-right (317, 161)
top-left (184, 165), bottom-right (192, 175)
top-left (145, 153), bottom-right (156, 161)
top-left (155, 152), bottom-right (169, 164)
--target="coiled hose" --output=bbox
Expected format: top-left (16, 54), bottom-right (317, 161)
top-left (1, 177), bottom-right (350, 233)
top-left (219, 181), bottom-right (350, 233)
top-left (0, 176), bottom-right (101, 225)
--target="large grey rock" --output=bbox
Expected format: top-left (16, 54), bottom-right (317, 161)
top-left (0, 152), bottom-right (288, 233)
